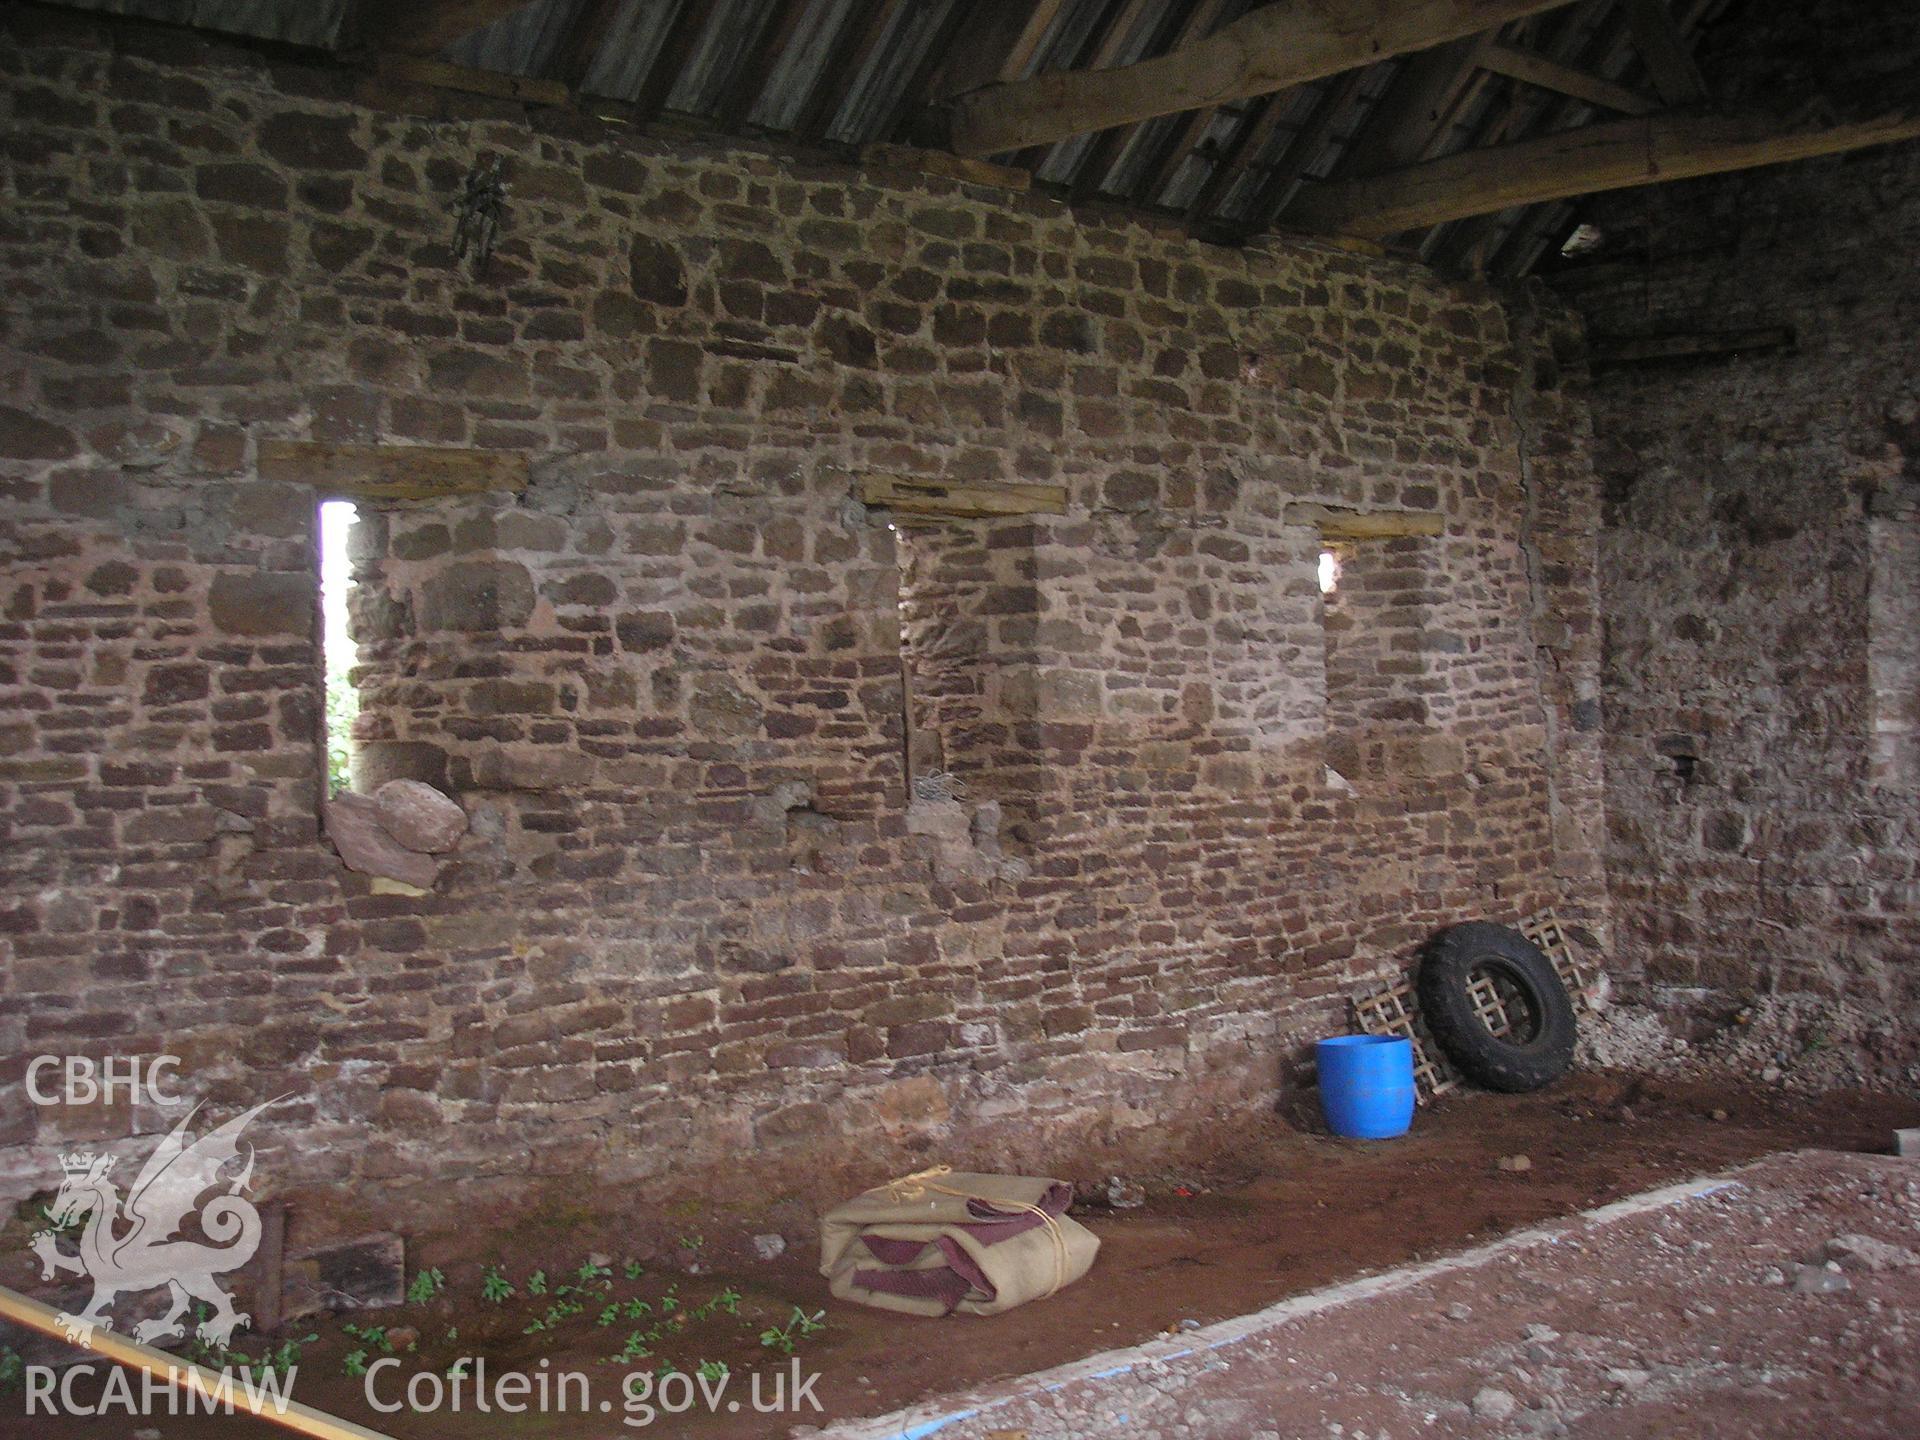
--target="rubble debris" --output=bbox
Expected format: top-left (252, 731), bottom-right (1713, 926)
top-left (1471, 1386), bottom-right (1519, 1419)
top-left (1578, 994), bottom-right (1920, 1094)
top-left (1791, 1261), bottom-right (1851, 1295)
top-left (1824, 1233), bottom-right (1919, 1271)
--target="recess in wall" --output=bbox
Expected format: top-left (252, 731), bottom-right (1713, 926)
top-left (452, 156), bottom-right (507, 274)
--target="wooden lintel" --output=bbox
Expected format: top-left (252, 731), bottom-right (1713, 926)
top-left (370, 56), bottom-right (570, 108)
top-left (1478, 43), bottom-right (1661, 116)
top-left (1589, 326), bottom-right (1795, 367)
top-left (1288, 101), bottom-right (1920, 239)
top-left (258, 441), bottom-right (529, 501)
top-left (943, 0), bottom-right (1579, 157)
top-left (1288, 505), bottom-right (1445, 541)
top-left (860, 145), bottom-right (1032, 194)
top-left (861, 473), bottom-right (1066, 520)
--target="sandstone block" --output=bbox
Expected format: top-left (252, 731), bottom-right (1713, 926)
top-left (372, 780), bottom-right (466, 854)
top-left (259, 112), bottom-right (367, 171)
top-left (418, 559), bottom-right (536, 632)
top-left (0, 405), bottom-right (77, 460)
top-left (325, 792), bottom-right (437, 888)
top-left (208, 571), bottom-right (316, 638)
top-left (629, 237), bottom-right (687, 306)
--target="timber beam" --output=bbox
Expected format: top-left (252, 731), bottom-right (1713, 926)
top-left (258, 441), bottom-right (529, 501)
top-left (1288, 100), bottom-right (1920, 239)
top-left (1288, 505), bottom-right (1446, 541)
top-left (1478, 43), bottom-right (1661, 115)
top-left (861, 474), bottom-right (1066, 521)
top-left (942, 0), bottom-right (1582, 157)
top-left (1588, 326), bottom-right (1795, 367)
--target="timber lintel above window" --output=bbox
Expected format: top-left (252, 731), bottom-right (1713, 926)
top-left (860, 473), bottom-right (1067, 522)
top-left (1285, 503), bottom-right (1444, 542)
top-left (258, 440), bottom-right (530, 502)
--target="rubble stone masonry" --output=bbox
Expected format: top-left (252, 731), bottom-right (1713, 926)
top-left (0, 8), bottom-right (1603, 1212)
top-left (1560, 0), bottom-right (1920, 1039)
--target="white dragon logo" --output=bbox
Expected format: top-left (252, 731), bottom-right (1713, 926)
top-left (30, 1098), bottom-right (282, 1349)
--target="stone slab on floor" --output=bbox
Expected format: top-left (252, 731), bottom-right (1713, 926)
top-left (811, 1150), bottom-right (1920, 1439)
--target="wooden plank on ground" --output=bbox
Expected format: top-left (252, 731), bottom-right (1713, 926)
top-left (258, 441), bottom-right (530, 500)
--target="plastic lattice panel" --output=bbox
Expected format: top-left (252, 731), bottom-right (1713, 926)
top-left (1348, 909), bottom-right (1594, 1104)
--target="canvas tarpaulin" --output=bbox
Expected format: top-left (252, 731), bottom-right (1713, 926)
top-left (819, 1168), bottom-right (1099, 1317)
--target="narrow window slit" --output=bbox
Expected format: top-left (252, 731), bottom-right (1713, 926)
top-left (1318, 548), bottom-right (1341, 595)
top-left (318, 498), bottom-right (361, 797)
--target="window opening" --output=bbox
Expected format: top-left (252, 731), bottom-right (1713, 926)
top-left (319, 498), bottom-right (361, 796)
top-left (1318, 547), bottom-right (1341, 595)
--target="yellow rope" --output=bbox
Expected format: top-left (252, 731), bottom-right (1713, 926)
top-left (871, 1167), bottom-right (1072, 1300)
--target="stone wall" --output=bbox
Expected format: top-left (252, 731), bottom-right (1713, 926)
top-left (0, 7), bottom-right (1604, 1215)
top-left (1557, 1), bottom-right (1920, 1042)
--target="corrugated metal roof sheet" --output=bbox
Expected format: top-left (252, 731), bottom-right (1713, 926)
top-left (41, 0), bottom-right (1738, 276)
top-left (55, 0), bottom-right (347, 49)
top-left (443, 0), bottom-right (577, 79)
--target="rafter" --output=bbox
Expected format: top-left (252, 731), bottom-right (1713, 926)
top-left (1011, 0), bottom-right (1161, 171)
top-left (1076, 0), bottom-right (1235, 203)
top-left (1622, 0), bottom-right (1707, 105)
top-left (1412, 2), bottom-right (1617, 264)
top-left (997, 0), bottom-right (1074, 85)
top-left (1186, 89), bottom-right (1289, 220)
top-left (718, 0), bottom-right (812, 131)
top-left (793, 0), bottom-right (906, 140)
top-left (633, 2), bottom-right (710, 121)
top-left (944, 0), bottom-right (1580, 157)
top-left (1287, 100), bottom-right (1920, 240)
top-left (1242, 68), bottom-right (1369, 233)
top-left (1479, 42), bottom-right (1659, 114)
top-left (546, 0), bottom-right (621, 91)
top-left (1443, 0), bottom-right (1719, 272)
top-left (883, 2), bottom-right (980, 144)
top-left (1330, 34), bottom-right (1491, 181)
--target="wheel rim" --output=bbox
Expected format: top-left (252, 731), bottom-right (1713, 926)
top-left (1466, 957), bottom-right (1544, 1046)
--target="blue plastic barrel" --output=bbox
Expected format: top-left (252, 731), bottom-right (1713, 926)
top-left (1316, 1034), bottom-right (1416, 1139)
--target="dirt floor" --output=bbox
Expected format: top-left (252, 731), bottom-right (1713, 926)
top-left (4, 1070), bottom-right (1917, 1437)
top-left (838, 1148), bottom-right (1920, 1439)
